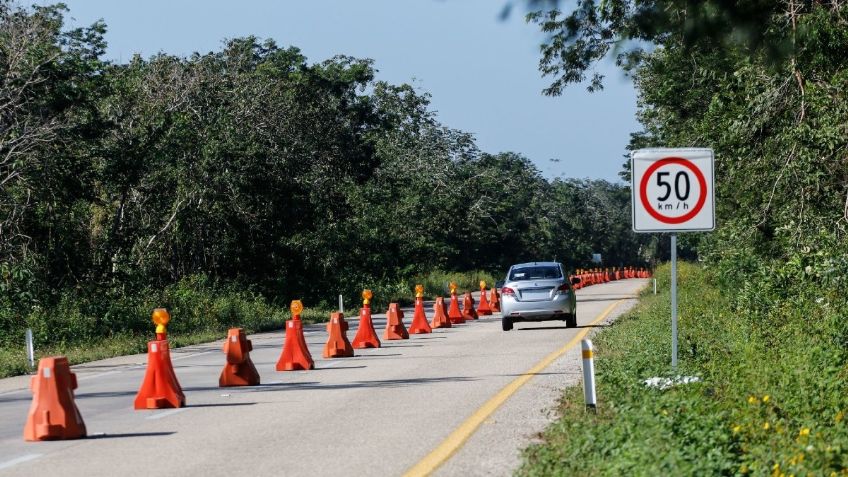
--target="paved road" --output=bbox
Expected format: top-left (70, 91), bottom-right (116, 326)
top-left (0, 279), bottom-right (647, 476)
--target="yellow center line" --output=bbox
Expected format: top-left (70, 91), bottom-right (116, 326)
top-left (403, 299), bottom-right (625, 477)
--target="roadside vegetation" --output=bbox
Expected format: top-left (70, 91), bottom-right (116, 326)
top-left (0, 2), bottom-right (654, 377)
top-left (520, 262), bottom-right (848, 475)
top-left (518, 1), bottom-right (848, 474)
top-left (0, 268), bottom-right (497, 378)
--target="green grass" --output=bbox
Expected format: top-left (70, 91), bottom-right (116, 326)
top-left (0, 307), bottom-right (331, 379)
top-left (519, 262), bottom-right (848, 476)
top-left (0, 269), bottom-right (496, 379)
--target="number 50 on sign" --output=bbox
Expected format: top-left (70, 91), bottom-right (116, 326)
top-left (631, 148), bottom-right (715, 233)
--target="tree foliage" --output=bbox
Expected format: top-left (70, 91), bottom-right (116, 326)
top-left (0, 2), bottom-right (648, 347)
top-left (530, 1), bottom-right (848, 286)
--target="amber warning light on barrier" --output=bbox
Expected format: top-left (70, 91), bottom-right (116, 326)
top-left (152, 308), bottom-right (170, 340)
top-left (362, 289), bottom-right (372, 306)
top-left (290, 300), bottom-right (303, 319)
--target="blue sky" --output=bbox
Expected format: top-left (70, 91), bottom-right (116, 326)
top-left (57, 0), bottom-right (640, 182)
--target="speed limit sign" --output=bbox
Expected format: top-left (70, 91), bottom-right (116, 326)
top-left (631, 148), bottom-right (714, 232)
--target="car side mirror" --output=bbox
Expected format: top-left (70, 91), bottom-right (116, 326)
top-left (570, 276), bottom-right (582, 285)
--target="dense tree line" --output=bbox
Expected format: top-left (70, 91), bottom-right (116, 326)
top-left (523, 3), bottom-right (848, 472)
top-left (529, 0), bottom-right (848, 299)
top-left (0, 2), bottom-right (649, 345)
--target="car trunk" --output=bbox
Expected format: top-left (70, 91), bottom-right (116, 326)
top-left (514, 279), bottom-right (561, 302)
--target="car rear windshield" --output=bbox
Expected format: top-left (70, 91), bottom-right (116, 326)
top-left (508, 266), bottom-right (562, 281)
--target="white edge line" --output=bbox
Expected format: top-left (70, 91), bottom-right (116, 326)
top-left (0, 453), bottom-right (43, 471)
top-left (77, 370), bottom-right (120, 381)
top-left (170, 350), bottom-right (212, 362)
top-left (145, 408), bottom-right (187, 420)
top-left (318, 360), bottom-right (344, 369)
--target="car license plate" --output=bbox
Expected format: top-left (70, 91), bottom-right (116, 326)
top-left (521, 290), bottom-right (551, 301)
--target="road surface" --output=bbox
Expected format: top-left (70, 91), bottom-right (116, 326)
top-left (0, 278), bottom-right (647, 476)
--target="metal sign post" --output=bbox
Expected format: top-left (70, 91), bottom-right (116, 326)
top-left (670, 235), bottom-right (677, 368)
top-left (25, 328), bottom-right (35, 369)
top-left (631, 148), bottom-right (714, 369)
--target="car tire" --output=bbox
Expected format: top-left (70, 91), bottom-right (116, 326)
top-left (502, 317), bottom-right (513, 331)
top-left (566, 313), bottom-right (577, 328)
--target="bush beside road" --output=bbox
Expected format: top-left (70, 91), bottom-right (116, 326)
top-left (0, 269), bottom-right (497, 378)
top-left (520, 262), bottom-right (848, 476)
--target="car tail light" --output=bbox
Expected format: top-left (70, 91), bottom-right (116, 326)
top-left (557, 284), bottom-right (570, 292)
top-left (501, 287), bottom-right (515, 296)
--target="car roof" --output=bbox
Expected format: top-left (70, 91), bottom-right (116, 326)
top-left (510, 262), bottom-right (562, 268)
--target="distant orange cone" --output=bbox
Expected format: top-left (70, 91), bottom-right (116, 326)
top-left (476, 280), bottom-right (492, 316)
top-left (489, 287), bottom-right (500, 312)
top-left (135, 309), bottom-right (185, 409)
top-left (462, 292), bottom-right (478, 321)
top-left (409, 285), bottom-right (432, 334)
top-left (276, 300), bottom-right (315, 371)
top-left (383, 303), bottom-right (409, 340)
top-left (324, 312), bottom-right (354, 358)
top-left (431, 297), bottom-right (452, 329)
top-left (23, 357), bottom-right (86, 441)
top-left (447, 282), bottom-right (465, 324)
top-left (220, 328), bottom-right (260, 387)
top-left (134, 340), bottom-right (185, 409)
top-left (352, 290), bottom-right (381, 348)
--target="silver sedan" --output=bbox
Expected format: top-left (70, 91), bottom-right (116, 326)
top-left (500, 261), bottom-right (579, 331)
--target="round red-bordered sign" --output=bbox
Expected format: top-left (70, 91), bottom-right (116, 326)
top-left (639, 157), bottom-right (707, 224)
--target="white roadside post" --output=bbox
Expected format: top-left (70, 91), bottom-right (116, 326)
top-left (25, 328), bottom-right (35, 369)
top-left (338, 294), bottom-right (344, 314)
top-left (581, 339), bottom-right (596, 411)
top-left (653, 278), bottom-right (657, 295)
top-left (631, 148), bottom-right (715, 369)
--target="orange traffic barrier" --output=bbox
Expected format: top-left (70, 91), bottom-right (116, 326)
top-left (134, 340), bottom-right (185, 409)
top-left (383, 303), bottom-right (409, 340)
top-left (276, 300), bottom-right (315, 371)
top-left (23, 357), bottom-right (86, 441)
top-left (220, 328), bottom-right (260, 387)
top-left (324, 312), bottom-right (355, 358)
top-left (409, 298), bottom-right (432, 334)
top-left (135, 308), bottom-right (185, 409)
top-left (447, 282), bottom-right (465, 324)
top-left (476, 281), bottom-right (492, 316)
top-left (430, 296), bottom-right (452, 329)
top-left (352, 289), bottom-right (381, 349)
top-left (489, 286), bottom-right (501, 312)
top-left (462, 292), bottom-right (478, 321)
top-left (409, 285), bottom-right (432, 334)
top-left (353, 307), bottom-right (381, 348)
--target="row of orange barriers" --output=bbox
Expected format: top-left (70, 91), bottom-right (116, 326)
top-left (571, 267), bottom-right (652, 289)
top-left (22, 271), bottom-right (648, 441)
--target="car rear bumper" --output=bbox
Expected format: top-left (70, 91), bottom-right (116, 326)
top-left (501, 294), bottom-right (574, 321)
